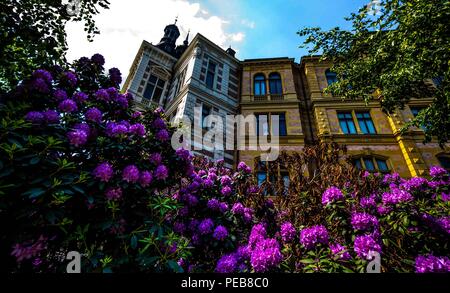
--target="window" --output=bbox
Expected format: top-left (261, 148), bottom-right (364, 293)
top-left (353, 156), bottom-right (390, 173)
top-left (206, 61), bottom-right (216, 89)
top-left (356, 112), bottom-right (376, 134)
top-left (325, 69), bottom-right (338, 86)
top-left (257, 172), bottom-right (267, 186)
top-left (255, 112), bottom-right (287, 136)
top-left (174, 67), bottom-right (187, 96)
top-left (201, 104), bottom-right (211, 128)
top-left (143, 74), bottom-right (166, 103)
top-left (432, 76), bottom-right (443, 88)
top-left (437, 155), bottom-right (450, 171)
top-left (338, 112), bottom-right (357, 134)
top-left (254, 74), bottom-right (266, 96)
top-left (269, 73), bottom-right (282, 95)
top-left (410, 107), bottom-right (425, 117)
top-left (255, 160), bottom-right (290, 196)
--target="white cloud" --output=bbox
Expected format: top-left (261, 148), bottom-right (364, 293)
top-left (241, 19), bottom-right (255, 29)
top-left (65, 0), bottom-right (245, 81)
top-left (229, 32), bottom-right (245, 42)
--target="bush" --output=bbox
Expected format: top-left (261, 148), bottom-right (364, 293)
top-left (0, 55), bottom-right (193, 272)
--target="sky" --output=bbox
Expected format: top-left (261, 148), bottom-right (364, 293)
top-left (66, 0), bottom-right (371, 80)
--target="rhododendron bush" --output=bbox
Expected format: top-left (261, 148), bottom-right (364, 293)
top-left (0, 56), bottom-right (448, 273)
top-left (0, 55), bottom-right (198, 272)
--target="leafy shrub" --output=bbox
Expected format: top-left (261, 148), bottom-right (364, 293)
top-left (0, 55), bottom-right (193, 272)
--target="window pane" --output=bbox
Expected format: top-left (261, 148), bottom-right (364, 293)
top-left (366, 120), bottom-right (376, 134)
top-left (364, 158), bottom-right (375, 171)
top-left (152, 87), bottom-right (163, 102)
top-left (437, 156), bottom-right (450, 170)
top-left (358, 119), bottom-right (369, 134)
top-left (325, 70), bottom-right (338, 85)
top-left (339, 120), bottom-right (350, 134)
top-left (376, 159), bottom-right (389, 172)
top-left (143, 83), bottom-right (155, 100)
top-left (257, 172), bottom-right (267, 186)
top-left (148, 75), bottom-right (157, 84)
top-left (206, 72), bottom-right (214, 89)
top-left (353, 159), bottom-right (362, 169)
top-left (157, 79), bottom-right (165, 88)
top-left (279, 113), bottom-right (287, 136)
top-left (347, 120), bottom-right (357, 134)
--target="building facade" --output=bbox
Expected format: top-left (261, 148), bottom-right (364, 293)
top-left (123, 21), bottom-right (450, 178)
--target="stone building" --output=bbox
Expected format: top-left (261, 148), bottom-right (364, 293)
top-left (123, 20), bottom-right (450, 179)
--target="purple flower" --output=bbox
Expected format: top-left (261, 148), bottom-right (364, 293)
top-left (155, 129), bottom-right (170, 141)
top-left (219, 202), bottom-right (228, 213)
top-left (231, 203), bottom-right (245, 215)
top-left (185, 194), bottom-right (198, 207)
top-left (430, 165), bottom-right (447, 178)
top-left (221, 186), bottom-right (232, 197)
top-left (58, 99), bottom-right (78, 113)
top-left (85, 107), bottom-right (102, 123)
top-left (32, 78), bottom-right (49, 93)
top-left (173, 222), bottom-right (186, 234)
top-left (351, 212), bottom-right (379, 231)
top-left (95, 89), bottom-right (110, 101)
top-left (247, 185), bottom-right (259, 194)
top-left (91, 53), bottom-right (105, 66)
top-left (441, 192), bottom-right (450, 202)
top-left (299, 225), bottom-right (329, 250)
top-left (106, 122), bottom-right (128, 137)
top-left (360, 195), bottom-right (377, 209)
top-left (122, 165), bottom-right (140, 183)
top-left (105, 187), bottom-right (122, 201)
top-left (73, 92), bottom-right (89, 103)
top-left (280, 222), bottom-right (296, 243)
top-left (25, 111), bottom-right (44, 124)
top-left (149, 153), bottom-right (162, 165)
top-left (154, 164), bottom-right (169, 180)
top-left (220, 175), bottom-right (232, 186)
top-left (139, 171), bottom-right (153, 187)
top-left (382, 172), bottom-right (402, 185)
top-left (153, 117), bottom-right (166, 129)
top-left (132, 111), bottom-right (142, 119)
top-left (109, 67), bottom-right (122, 85)
top-left (415, 255), bottom-right (450, 273)
top-left (129, 123), bottom-right (146, 137)
top-left (176, 148), bottom-right (191, 161)
top-left (250, 238), bottom-right (282, 272)
top-left (401, 177), bottom-right (429, 191)
top-left (330, 243), bottom-right (351, 261)
top-left (382, 188), bottom-right (413, 205)
top-left (203, 178), bottom-right (214, 188)
top-left (436, 216), bottom-right (450, 234)
top-left (213, 225), bottom-right (228, 241)
top-left (11, 235), bottom-right (47, 263)
top-left (207, 198), bottom-right (220, 210)
top-left (32, 69), bottom-right (53, 83)
top-left (43, 110), bottom-right (60, 124)
top-left (67, 129), bottom-right (88, 147)
top-left (376, 205), bottom-right (392, 215)
top-left (73, 123), bottom-right (90, 137)
top-left (198, 218), bottom-right (214, 235)
top-left (93, 162), bottom-right (114, 182)
top-left (243, 208), bottom-right (254, 223)
top-left (353, 235), bottom-right (382, 259)
top-left (216, 254), bottom-right (237, 273)
top-left (63, 71), bottom-right (77, 87)
top-left (53, 89), bottom-right (67, 101)
top-left (249, 224), bottom-right (267, 248)
top-left (237, 161), bottom-right (252, 174)
top-left (322, 186), bottom-right (344, 205)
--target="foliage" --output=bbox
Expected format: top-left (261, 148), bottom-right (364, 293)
top-left (0, 55), bottom-right (192, 272)
top-left (298, 0), bottom-right (450, 146)
top-left (0, 0), bottom-right (110, 93)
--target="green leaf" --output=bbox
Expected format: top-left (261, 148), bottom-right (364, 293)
top-left (23, 187), bottom-right (46, 198)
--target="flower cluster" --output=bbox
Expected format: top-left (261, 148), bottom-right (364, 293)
top-left (415, 255), bottom-right (450, 273)
top-left (351, 212), bottom-right (379, 231)
top-left (322, 186), bottom-right (344, 205)
top-left (299, 225), bottom-right (329, 250)
top-left (353, 235), bottom-right (382, 259)
top-left (280, 222), bottom-right (296, 243)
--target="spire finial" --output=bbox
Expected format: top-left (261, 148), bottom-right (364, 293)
top-left (184, 29), bottom-right (190, 45)
top-left (174, 15), bottom-right (178, 25)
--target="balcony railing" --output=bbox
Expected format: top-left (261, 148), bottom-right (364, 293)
top-left (252, 94), bottom-right (284, 102)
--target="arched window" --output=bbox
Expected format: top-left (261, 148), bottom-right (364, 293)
top-left (269, 72), bottom-right (282, 95)
top-left (437, 154), bottom-right (450, 171)
top-left (254, 74), bottom-right (266, 96)
top-left (325, 69), bottom-right (338, 86)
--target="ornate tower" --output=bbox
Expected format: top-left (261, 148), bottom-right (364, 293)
top-left (156, 17), bottom-right (180, 56)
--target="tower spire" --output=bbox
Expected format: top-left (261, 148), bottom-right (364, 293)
top-left (174, 15), bottom-right (178, 25)
top-left (184, 29), bottom-right (190, 45)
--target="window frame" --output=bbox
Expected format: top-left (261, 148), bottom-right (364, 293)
top-left (325, 69), bottom-right (338, 86)
top-left (205, 60), bottom-right (217, 89)
top-left (255, 112), bottom-right (288, 137)
top-left (142, 74), bottom-right (166, 104)
top-left (253, 73), bottom-right (267, 96)
top-left (268, 72), bottom-right (283, 95)
top-left (337, 111), bottom-right (357, 134)
top-left (353, 156), bottom-right (390, 173)
top-left (356, 111), bottom-right (377, 134)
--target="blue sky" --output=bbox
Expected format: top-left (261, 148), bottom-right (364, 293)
top-left (66, 0), bottom-right (371, 78)
top-left (198, 0), bottom-right (370, 61)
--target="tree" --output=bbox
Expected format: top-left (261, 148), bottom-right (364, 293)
top-left (298, 0), bottom-right (450, 146)
top-left (0, 0), bottom-right (110, 93)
